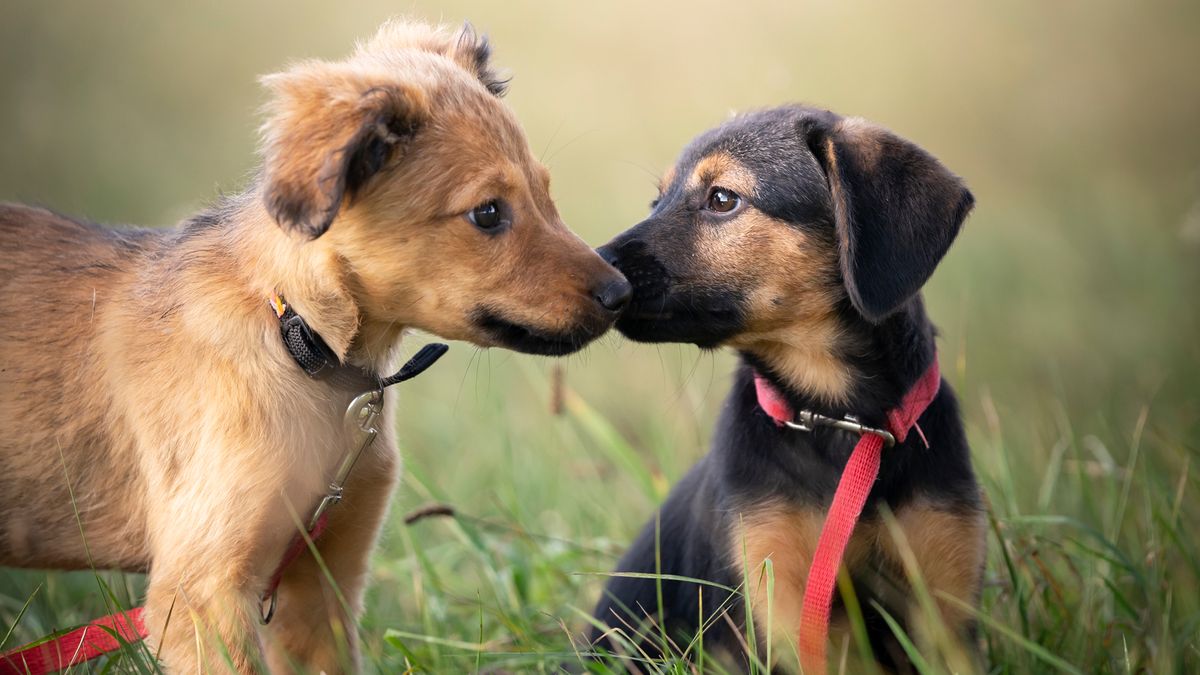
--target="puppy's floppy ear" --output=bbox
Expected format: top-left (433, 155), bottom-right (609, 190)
top-left (452, 22), bottom-right (509, 97)
top-left (802, 113), bottom-right (974, 322)
top-left (259, 65), bottom-right (429, 238)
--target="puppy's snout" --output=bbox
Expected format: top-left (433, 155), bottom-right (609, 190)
top-left (592, 275), bottom-right (632, 314)
top-left (597, 238), bottom-right (669, 301)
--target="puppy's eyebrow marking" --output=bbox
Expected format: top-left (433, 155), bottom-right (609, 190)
top-left (686, 152), bottom-right (757, 197)
top-left (659, 165), bottom-right (677, 194)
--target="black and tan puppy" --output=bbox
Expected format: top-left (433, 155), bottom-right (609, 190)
top-left (590, 106), bottom-right (983, 672)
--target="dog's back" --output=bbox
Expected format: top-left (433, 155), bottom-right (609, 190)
top-left (0, 204), bottom-right (157, 569)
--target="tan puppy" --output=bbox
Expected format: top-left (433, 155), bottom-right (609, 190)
top-left (0, 20), bottom-right (628, 673)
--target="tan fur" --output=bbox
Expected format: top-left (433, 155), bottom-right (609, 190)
top-left (732, 504), bottom-right (820, 662)
top-left (0, 19), bottom-right (616, 674)
top-left (658, 165), bottom-right (677, 195)
top-left (685, 152), bottom-right (758, 197)
top-left (732, 504), bottom-right (872, 670)
top-left (675, 154), bottom-right (852, 403)
top-left (731, 501), bottom-right (985, 672)
top-left (882, 501), bottom-right (987, 671)
top-left (834, 117), bottom-right (885, 169)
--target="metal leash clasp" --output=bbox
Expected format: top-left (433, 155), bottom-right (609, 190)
top-left (261, 590), bottom-right (278, 625)
top-left (305, 389), bottom-right (385, 529)
top-left (786, 410), bottom-right (896, 447)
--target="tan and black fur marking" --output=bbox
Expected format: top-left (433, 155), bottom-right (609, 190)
top-left (0, 20), bottom-right (628, 674)
top-left (590, 106), bottom-right (983, 673)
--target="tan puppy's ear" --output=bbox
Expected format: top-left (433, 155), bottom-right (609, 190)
top-left (801, 113), bottom-right (974, 322)
top-left (451, 22), bottom-right (509, 97)
top-left (259, 65), bottom-right (429, 238)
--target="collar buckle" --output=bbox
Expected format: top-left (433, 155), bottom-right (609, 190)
top-left (786, 410), bottom-right (897, 447)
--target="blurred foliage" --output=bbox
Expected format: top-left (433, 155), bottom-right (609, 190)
top-left (1, 1), bottom-right (1198, 672)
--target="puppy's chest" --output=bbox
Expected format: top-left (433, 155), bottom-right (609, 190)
top-left (731, 504), bottom-right (889, 582)
top-left (727, 503), bottom-right (912, 649)
top-left (719, 413), bottom-right (934, 513)
top-left (275, 390), bottom-right (399, 509)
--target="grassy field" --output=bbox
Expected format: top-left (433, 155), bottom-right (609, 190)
top-left (2, 1), bottom-right (1198, 672)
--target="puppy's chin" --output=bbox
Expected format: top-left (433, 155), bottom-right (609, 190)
top-left (615, 295), bottom-right (744, 349)
top-left (473, 309), bottom-right (608, 356)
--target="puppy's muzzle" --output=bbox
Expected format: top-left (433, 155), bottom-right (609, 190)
top-left (597, 239), bottom-right (669, 311)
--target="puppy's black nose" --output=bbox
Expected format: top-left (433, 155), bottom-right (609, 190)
top-left (593, 276), bottom-right (632, 314)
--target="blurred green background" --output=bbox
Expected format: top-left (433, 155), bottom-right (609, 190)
top-left (2, 1), bottom-right (1198, 672)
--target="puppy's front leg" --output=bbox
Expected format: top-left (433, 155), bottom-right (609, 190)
top-left (141, 469), bottom-right (309, 674)
top-left (889, 501), bottom-right (987, 674)
top-left (143, 535), bottom-right (272, 674)
top-left (262, 447), bottom-right (399, 674)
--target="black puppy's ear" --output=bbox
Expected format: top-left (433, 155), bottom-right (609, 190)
top-left (802, 114), bottom-right (974, 322)
top-left (259, 67), bottom-right (428, 238)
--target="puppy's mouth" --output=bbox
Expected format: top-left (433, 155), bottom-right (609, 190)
top-left (616, 297), bottom-right (743, 348)
top-left (474, 310), bottom-right (605, 356)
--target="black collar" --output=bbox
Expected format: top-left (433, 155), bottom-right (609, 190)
top-left (271, 294), bottom-right (447, 391)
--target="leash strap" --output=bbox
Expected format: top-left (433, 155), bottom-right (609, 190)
top-left (0, 609), bottom-right (147, 675)
top-left (753, 359), bottom-right (941, 673)
top-left (259, 510), bottom-right (333, 625)
top-left (1, 301), bottom-right (448, 675)
top-left (796, 432), bottom-right (885, 672)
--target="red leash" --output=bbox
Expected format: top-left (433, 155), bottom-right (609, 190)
top-left (0, 608), bottom-right (147, 675)
top-left (754, 359), bottom-right (940, 673)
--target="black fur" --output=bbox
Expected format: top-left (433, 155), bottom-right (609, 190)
top-left (598, 238), bottom-right (745, 348)
top-left (472, 307), bottom-right (598, 356)
top-left (589, 105), bottom-right (983, 670)
top-left (803, 114), bottom-right (975, 322)
top-left (176, 192), bottom-right (249, 242)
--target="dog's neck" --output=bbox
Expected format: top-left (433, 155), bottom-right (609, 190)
top-left (739, 296), bottom-right (938, 419)
top-left (173, 193), bottom-right (406, 374)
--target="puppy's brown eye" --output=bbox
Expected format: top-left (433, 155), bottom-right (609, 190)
top-left (706, 187), bottom-right (740, 213)
top-left (466, 200), bottom-right (509, 231)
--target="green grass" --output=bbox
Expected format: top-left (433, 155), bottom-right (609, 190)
top-left (3, 343), bottom-right (1197, 673)
top-left (2, 0), bottom-right (1199, 672)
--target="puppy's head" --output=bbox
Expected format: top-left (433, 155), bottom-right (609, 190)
top-left (258, 20), bottom-right (629, 356)
top-left (599, 106), bottom-right (972, 398)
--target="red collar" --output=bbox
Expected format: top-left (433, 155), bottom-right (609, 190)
top-left (751, 357), bottom-right (941, 673)
top-left (752, 357), bottom-right (940, 446)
